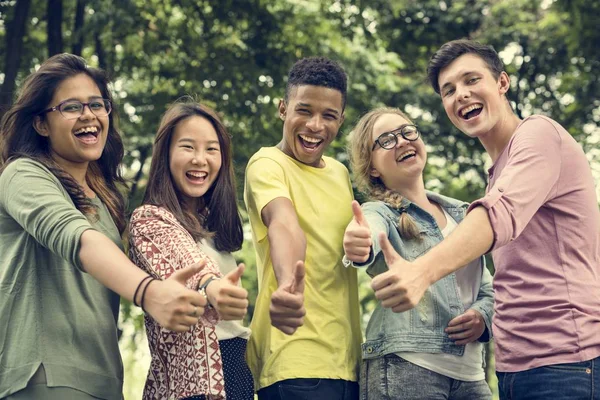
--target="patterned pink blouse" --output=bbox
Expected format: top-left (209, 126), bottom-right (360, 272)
top-left (129, 205), bottom-right (225, 399)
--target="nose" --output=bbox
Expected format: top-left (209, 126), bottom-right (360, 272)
top-left (306, 115), bottom-right (324, 132)
top-left (394, 133), bottom-right (408, 148)
top-left (192, 151), bottom-right (207, 166)
top-left (455, 84), bottom-right (470, 101)
top-left (79, 104), bottom-right (96, 120)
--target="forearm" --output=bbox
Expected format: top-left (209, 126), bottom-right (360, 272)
top-left (267, 220), bottom-right (307, 286)
top-left (79, 229), bottom-right (149, 301)
top-left (420, 206), bottom-right (494, 284)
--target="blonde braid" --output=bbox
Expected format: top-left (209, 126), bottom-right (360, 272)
top-left (371, 185), bottom-right (421, 241)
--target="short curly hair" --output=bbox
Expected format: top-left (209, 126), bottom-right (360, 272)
top-left (285, 57), bottom-right (347, 109)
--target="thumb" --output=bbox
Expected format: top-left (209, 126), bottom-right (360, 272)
top-left (170, 259), bottom-right (207, 283)
top-left (288, 260), bottom-right (306, 294)
top-left (226, 263), bottom-right (245, 284)
top-left (377, 232), bottom-right (401, 266)
top-left (351, 200), bottom-right (368, 227)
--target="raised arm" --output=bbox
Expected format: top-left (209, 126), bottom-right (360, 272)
top-left (0, 159), bottom-right (206, 332)
top-left (373, 119), bottom-right (561, 312)
top-left (261, 198), bottom-right (307, 335)
top-left (129, 205), bottom-right (226, 325)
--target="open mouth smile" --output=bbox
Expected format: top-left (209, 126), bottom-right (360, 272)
top-left (73, 126), bottom-right (100, 144)
top-left (396, 150), bottom-right (416, 162)
top-left (459, 104), bottom-right (483, 120)
top-left (298, 134), bottom-right (324, 151)
top-left (186, 170), bottom-right (208, 184)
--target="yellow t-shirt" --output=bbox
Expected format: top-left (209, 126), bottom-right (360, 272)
top-left (244, 147), bottom-right (362, 390)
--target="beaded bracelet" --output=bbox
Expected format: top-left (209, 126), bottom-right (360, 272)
top-left (133, 275), bottom-right (153, 307)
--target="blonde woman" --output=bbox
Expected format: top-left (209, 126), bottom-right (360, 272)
top-left (343, 107), bottom-right (493, 400)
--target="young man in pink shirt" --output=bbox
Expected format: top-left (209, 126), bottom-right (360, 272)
top-left (346, 40), bottom-right (600, 399)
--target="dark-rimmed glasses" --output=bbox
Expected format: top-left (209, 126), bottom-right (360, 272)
top-left (39, 99), bottom-right (112, 120)
top-left (372, 124), bottom-right (420, 150)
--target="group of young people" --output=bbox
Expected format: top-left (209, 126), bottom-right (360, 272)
top-left (0, 38), bottom-right (598, 400)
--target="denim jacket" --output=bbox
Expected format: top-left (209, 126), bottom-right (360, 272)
top-left (352, 191), bottom-right (494, 360)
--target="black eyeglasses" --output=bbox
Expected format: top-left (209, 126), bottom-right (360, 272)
top-left (372, 124), bottom-right (420, 150)
top-left (40, 98), bottom-right (112, 120)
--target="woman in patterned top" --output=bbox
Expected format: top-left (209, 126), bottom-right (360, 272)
top-left (129, 100), bottom-right (253, 400)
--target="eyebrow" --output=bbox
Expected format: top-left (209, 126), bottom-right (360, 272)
top-left (62, 95), bottom-right (103, 101)
top-left (177, 138), bottom-right (220, 145)
top-left (381, 124), bottom-right (411, 135)
top-left (440, 71), bottom-right (476, 92)
top-left (296, 102), bottom-right (340, 116)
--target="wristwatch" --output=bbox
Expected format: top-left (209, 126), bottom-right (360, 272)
top-left (198, 276), bottom-right (220, 309)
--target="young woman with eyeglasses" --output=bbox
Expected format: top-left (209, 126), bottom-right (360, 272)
top-left (0, 54), bottom-right (209, 400)
top-left (342, 107), bottom-right (494, 400)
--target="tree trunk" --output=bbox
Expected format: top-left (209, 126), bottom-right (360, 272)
top-left (47, 0), bottom-right (64, 56)
top-left (95, 31), bottom-right (107, 71)
top-left (71, 0), bottom-right (86, 56)
top-left (0, 0), bottom-right (32, 116)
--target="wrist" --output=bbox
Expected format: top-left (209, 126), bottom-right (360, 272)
top-left (414, 257), bottom-right (436, 286)
top-left (199, 275), bottom-right (220, 308)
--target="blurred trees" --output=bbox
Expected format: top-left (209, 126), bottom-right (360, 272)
top-left (2, 0), bottom-right (599, 393)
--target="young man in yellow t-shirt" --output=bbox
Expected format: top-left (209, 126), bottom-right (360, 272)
top-left (244, 57), bottom-right (362, 399)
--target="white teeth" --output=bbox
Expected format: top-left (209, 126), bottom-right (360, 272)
top-left (397, 150), bottom-right (416, 161)
top-left (187, 171), bottom-right (207, 178)
top-left (299, 134), bottom-right (322, 144)
top-left (460, 104), bottom-right (483, 117)
top-left (74, 126), bottom-right (98, 135)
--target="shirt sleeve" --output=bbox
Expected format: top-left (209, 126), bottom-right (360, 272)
top-left (244, 156), bottom-right (291, 242)
top-left (468, 118), bottom-right (562, 250)
top-left (128, 205), bottom-right (222, 324)
top-left (0, 159), bottom-right (93, 270)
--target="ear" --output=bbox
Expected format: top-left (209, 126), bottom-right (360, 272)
top-left (339, 112), bottom-right (345, 127)
top-left (498, 71), bottom-right (510, 95)
top-left (278, 99), bottom-right (287, 121)
top-left (369, 167), bottom-right (381, 178)
top-left (33, 116), bottom-right (50, 137)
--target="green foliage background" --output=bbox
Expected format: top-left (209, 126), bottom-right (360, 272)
top-left (2, 0), bottom-right (600, 397)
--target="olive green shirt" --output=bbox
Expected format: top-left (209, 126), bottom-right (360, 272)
top-left (0, 159), bottom-right (123, 399)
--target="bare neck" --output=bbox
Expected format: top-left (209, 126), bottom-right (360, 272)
top-left (479, 111), bottom-right (522, 163)
top-left (390, 178), bottom-right (430, 210)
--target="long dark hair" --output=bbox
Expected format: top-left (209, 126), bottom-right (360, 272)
top-left (0, 53), bottom-right (127, 232)
top-left (143, 101), bottom-right (243, 252)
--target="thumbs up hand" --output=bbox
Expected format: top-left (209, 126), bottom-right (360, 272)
top-left (343, 201), bottom-right (372, 263)
top-left (371, 232), bottom-right (430, 313)
top-left (270, 260), bottom-right (306, 335)
top-left (143, 260), bottom-right (210, 332)
top-left (205, 263), bottom-right (249, 321)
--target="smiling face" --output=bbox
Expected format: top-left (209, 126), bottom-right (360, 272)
top-left (438, 53), bottom-right (511, 139)
top-left (369, 113), bottom-right (427, 190)
top-left (278, 85), bottom-right (345, 167)
top-left (34, 73), bottom-right (109, 171)
top-left (169, 115), bottom-right (222, 212)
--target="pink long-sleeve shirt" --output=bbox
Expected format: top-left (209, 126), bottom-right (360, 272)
top-left (469, 115), bottom-right (600, 372)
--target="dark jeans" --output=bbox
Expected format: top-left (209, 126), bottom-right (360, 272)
top-left (497, 356), bottom-right (600, 400)
top-left (258, 378), bottom-right (359, 400)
